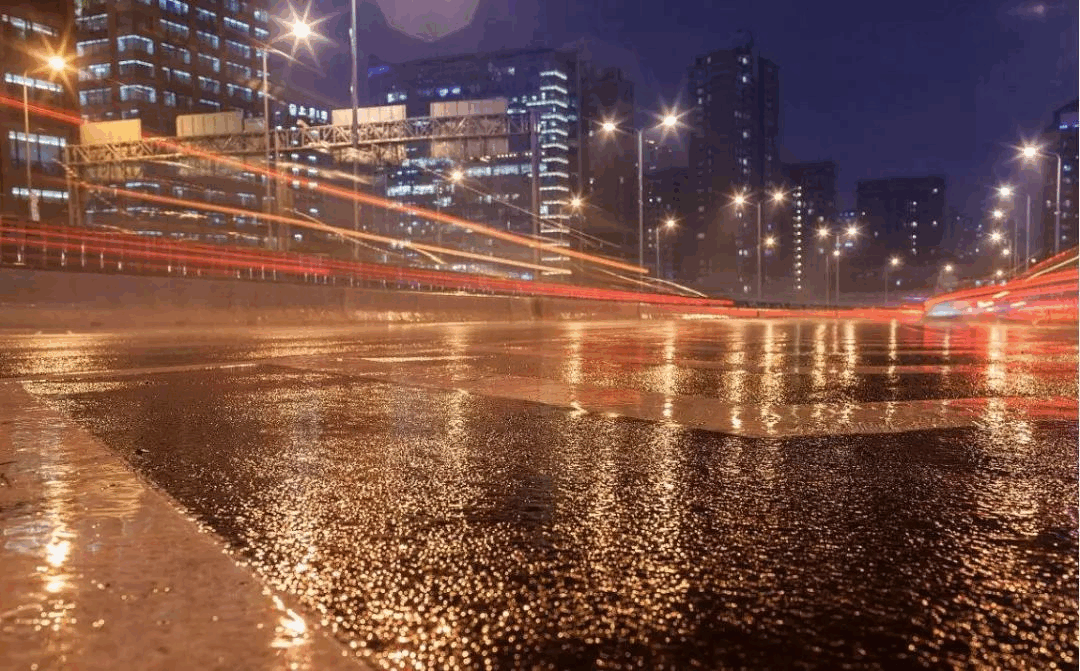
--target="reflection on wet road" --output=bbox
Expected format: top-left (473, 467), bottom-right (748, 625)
top-left (13, 320), bottom-right (1080, 669)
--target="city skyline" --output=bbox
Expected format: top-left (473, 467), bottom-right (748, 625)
top-left (300, 0), bottom-right (1076, 219)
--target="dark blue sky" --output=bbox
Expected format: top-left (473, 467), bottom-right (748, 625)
top-left (295, 0), bottom-right (1077, 218)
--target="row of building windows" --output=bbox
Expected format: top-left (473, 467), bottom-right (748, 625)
top-left (4, 73), bottom-right (63, 93)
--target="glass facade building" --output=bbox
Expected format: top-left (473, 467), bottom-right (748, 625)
top-left (367, 47), bottom-right (636, 271)
top-left (0, 2), bottom-right (76, 222)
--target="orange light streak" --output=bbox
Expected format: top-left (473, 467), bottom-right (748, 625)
top-left (73, 180), bottom-right (568, 275)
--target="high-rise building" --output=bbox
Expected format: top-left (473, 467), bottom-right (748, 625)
top-left (74, 0), bottom-right (268, 134)
top-left (366, 47), bottom-right (636, 268)
top-left (783, 161), bottom-right (837, 295)
top-left (679, 32), bottom-right (781, 295)
top-left (0, 2), bottom-right (76, 222)
top-left (855, 176), bottom-right (946, 267)
top-left (1040, 99), bottom-right (1078, 257)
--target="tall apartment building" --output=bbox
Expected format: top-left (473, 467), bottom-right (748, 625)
top-left (366, 47), bottom-right (637, 269)
top-left (679, 33), bottom-right (781, 295)
top-left (71, 0), bottom-right (352, 251)
top-left (75, 0), bottom-right (268, 134)
top-left (0, 1), bottom-right (76, 222)
top-left (855, 176), bottom-right (946, 268)
top-left (1040, 99), bottom-right (1078, 257)
top-left (783, 161), bottom-right (837, 294)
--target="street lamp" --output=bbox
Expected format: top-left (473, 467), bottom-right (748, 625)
top-left (655, 216), bottom-right (676, 278)
top-left (885, 256), bottom-right (901, 304)
top-left (21, 54), bottom-right (67, 221)
top-left (599, 110), bottom-right (681, 270)
top-left (1020, 143), bottom-right (1064, 255)
top-left (733, 189), bottom-right (784, 301)
top-left (819, 224), bottom-right (858, 305)
top-left (260, 17), bottom-right (316, 249)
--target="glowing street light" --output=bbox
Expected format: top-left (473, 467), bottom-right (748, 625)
top-left (992, 209), bottom-right (1004, 220)
top-left (450, 169), bottom-right (464, 183)
top-left (1019, 143), bottom-right (1065, 255)
top-left (599, 109), bottom-right (683, 268)
top-left (944, 264), bottom-right (954, 273)
top-left (654, 216), bottom-right (678, 278)
top-left (569, 196), bottom-right (583, 210)
top-left (290, 19), bottom-right (312, 40)
top-left (995, 269), bottom-right (1004, 278)
top-left (732, 189), bottom-right (786, 301)
top-left (21, 52), bottom-right (69, 221)
top-left (260, 14), bottom-right (321, 249)
top-left (989, 230), bottom-right (1004, 243)
top-left (846, 225), bottom-right (858, 237)
top-left (997, 185), bottom-right (1013, 198)
top-left (885, 256), bottom-right (902, 304)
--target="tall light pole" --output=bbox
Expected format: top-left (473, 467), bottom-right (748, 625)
top-left (735, 189), bottom-right (784, 301)
top-left (817, 227), bottom-right (830, 305)
top-left (818, 224), bottom-right (857, 305)
top-left (259, 18), bottom-right (313, 250)
top-left (601, 111), bottom-right (679, 269)
top-left (656, 216), bottom-right (676, 278)
top-left (20, 55), bottom-right (67, 222)
top-left (1021, 144), bottom-right (1064, 256)
top-left (885, 256), bottom-right (901, 304)
top-left (350, 0), bottom-right (360, 258)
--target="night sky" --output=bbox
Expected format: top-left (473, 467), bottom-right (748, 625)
top-left (290, 0), bottom-right (1077, 220)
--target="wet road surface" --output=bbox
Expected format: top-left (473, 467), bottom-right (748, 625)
top-left (6, 319), bottom-right (1078, 669)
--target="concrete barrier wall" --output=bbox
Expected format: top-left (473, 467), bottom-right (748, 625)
top-left (0, 269), bottom-right (652, 330)
top-left (0, 268), bottom-right (924, 331)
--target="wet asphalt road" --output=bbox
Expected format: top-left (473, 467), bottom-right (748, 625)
top-left (9, 319), bottom-right (1079, 669)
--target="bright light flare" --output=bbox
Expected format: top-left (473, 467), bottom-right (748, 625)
top-left (816, 227), bottom-right (829, 239)
top-left (664, 218), bottom-right (677, 229)
top-left (990, 230), bottom-right (1004, 243)
top-left (889, 256), bottom-right (901, 267)
top-left (944, 264), bottom-right (954, 272)
top-left (1021, 144), bottom-right (1041, 160)
top-left (770, 190), bottom-right (785, 203)
top-left (992, 209), bottom-right (1004, 219)
top-left (764, 235), bottom-right (776, 248)
top-left (733, 193), bottom-right (747, 207)
top-left (46, 55), bottom-right (67, 72)
top-left (997, 185), bottom-right (1013, 198)
top-left (846, 225), bottom-right (858, 237)
top-left (601, 120), bottom-right (618, 133)
top-left (449, 170), bottom-right (464, 182)
top-left (569, 196), bottom-right (583, 210)
top-left (290, 19), bottom-right (312, 40)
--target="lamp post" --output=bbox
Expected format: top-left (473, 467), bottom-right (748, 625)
top-left (885, 256), bottom-right (901, 304)
top-left (818, 224), bottom-right (857, 305)
top-left (734, 189), bottom-right (784, 301)
top-left (656, 216), bottom-right (676, 278)
top-left (1021, 144), bottom-right (1064, 256)
top-left (259, 18), bottom-right (313, 250)
top-left (20, 55), bottom-right (67, 222)
top-left (569, 195), bottom-right (584, 252)
top-left (601, 111), bottom-right (679, 270)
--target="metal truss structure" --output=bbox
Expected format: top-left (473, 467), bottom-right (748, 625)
top-left (64, 113), bottom-right (534, 167)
